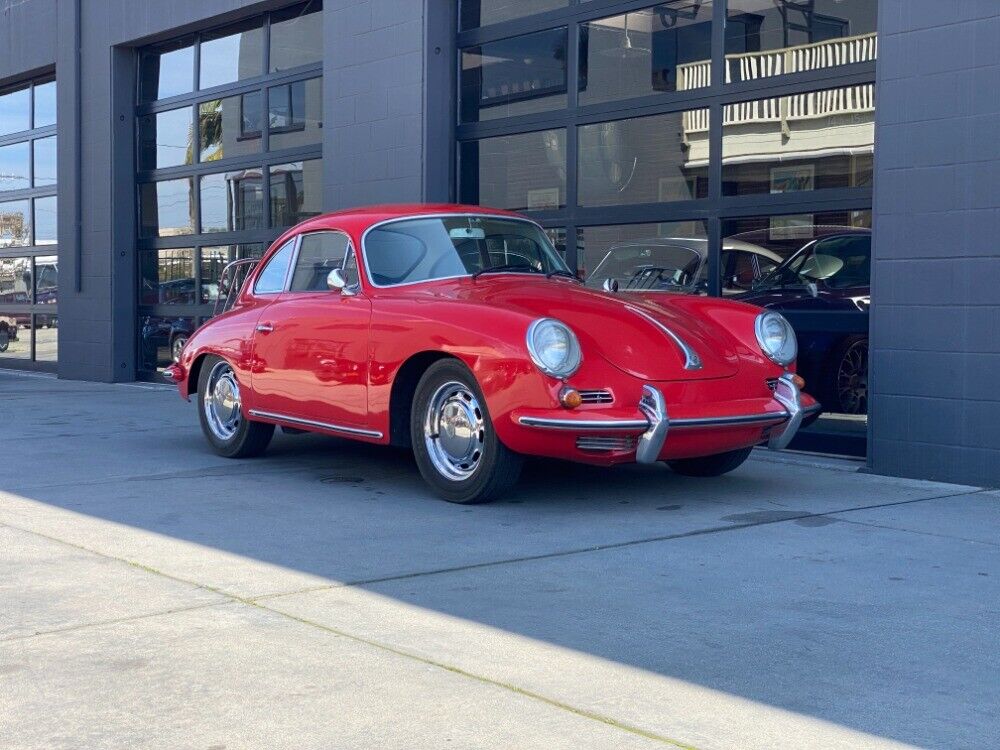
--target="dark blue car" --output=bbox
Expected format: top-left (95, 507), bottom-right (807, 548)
top-left (737, 230), bottom-right (871, 415)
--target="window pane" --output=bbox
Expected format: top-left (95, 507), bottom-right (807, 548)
top-left (0, 86), bottom-right (30, 136)
top-left (0, 199), bottom-right (31, 247)
top-left (578, 110), bottom-right (709, 207)
top-left (138, 108), bottom-right (194, 170)
top-left (0, 142), bottom-right (30, 192)
top-left (0, 310), bottom-right (30, 359)
top-left (726, 0), bottom-right (877, 83)
top-left (200, 246), bottom-right (232, 303)
top-left (139, 248), bottom-right (196, 305)
top-left (34, 314), bottom-right (57, 361)
top-left (199, 20), bottom-right (263, 89)
top-left (237, 242), bottom-right (266, 260)
top-left (723, 210), bottom-right (871, 418)
top-left (33, 136), bottom-right (57, 187)
top-left (269, 1), bottom-right (323, 73)
top-left (580, 3), bottom-right (713, 105)
top-left (459, 130), bottom-right (566, 212)
top-left (579, 221), bottom-right (708, 290)
top-left (460, 0), bottom-right (566, 29)
top-left (254, 240), bottom-right (295, 293)
top-left (139, 315), bottom-right (195, 371)
top-left (0, 257), bottom-right (31, 304)
top-left (139, 40), bottom-right (195, 102)
top-left (268, 78), bottom-right (322, 150)
top-left (139, 178), bottom-right (194, 238)
top-left (200, 169), bottom-right (265, 233)
top-left (269, 159), bottom-right (322, 227)
top-left (290, 232), bottom-right (350, 291)
top-left (34, 196), bottom-right (57, 245)
top-left (199, 94), bottom-right (262, 162)
top-left (722, 85), bottom-right (874, 196)
top-left (460, 28), bottom-right (568, 123)
top-left (34, 255), bottom-right (58, 306)
top-left (33, 80), bottom-right (57, 128)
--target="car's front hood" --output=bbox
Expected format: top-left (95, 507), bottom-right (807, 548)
top-left (433, 277), bottom-right (742, 381)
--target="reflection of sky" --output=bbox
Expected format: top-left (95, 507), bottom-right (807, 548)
top-left (33, 81), bottom-right (57, 128)
top-left (0, 142), bottom-right (31, 192)
top-left (200, 28), bottom-right (262, 89)
top-left (154, 179), bottom-right (193, 236)
top-left (0, 88), bottom-right (30, 137)
top-left (153, 109), bottom-right (192, 168)
top-left (155, 46), bottom-right (194, 100)
top-left (33, 136), bottom-right (57, 187)
top-left (34, 196), bottom-right (57, 245)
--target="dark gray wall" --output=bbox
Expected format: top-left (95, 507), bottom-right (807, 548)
top-left (0, 0), bottom-right (56, 80)
top-left (871, 0), bottom-right (1000, 486)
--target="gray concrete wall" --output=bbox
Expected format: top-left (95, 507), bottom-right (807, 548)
top-left (0, 0), bottom-right (56, 81)
top-left (871, 0), bottom-right (1000, 486)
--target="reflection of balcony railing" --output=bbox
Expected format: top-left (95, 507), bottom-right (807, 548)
top-left (678, 32), bottom-right (877, 92)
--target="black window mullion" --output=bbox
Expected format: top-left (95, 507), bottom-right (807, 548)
top-left (263, 13), bottom-right (271, 77)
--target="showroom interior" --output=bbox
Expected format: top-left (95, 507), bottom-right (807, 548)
top-left (0, 0), bottom-right (997, 486)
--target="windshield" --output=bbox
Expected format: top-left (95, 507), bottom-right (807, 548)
top-left (585, 243), bottom-right (705, 292)
top-left (755, 234), bottom-right (871, 291)
top-left (363, 216), bottom-right (569, 286)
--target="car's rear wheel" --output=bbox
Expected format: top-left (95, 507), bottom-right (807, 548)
top-left (832, 336), bottom-right (868, 415)
top-left (0, 328), bottom-right (9, 352)
top-left (197, 356), bottom-right (274, 458)
top-left (411, 359), bottom-right (522, 504)
top-left (666, 446), bottom-right (753, 477)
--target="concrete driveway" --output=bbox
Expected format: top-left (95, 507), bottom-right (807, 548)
top-left (1, 370), bottom-right (996, 749)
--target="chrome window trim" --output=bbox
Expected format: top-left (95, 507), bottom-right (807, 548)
top-left (359, 212), bottom-right (569, 289)
top-left (285, 228), bottom-right (358, 294)
top-left (248, 409), bottom-right (383, 438)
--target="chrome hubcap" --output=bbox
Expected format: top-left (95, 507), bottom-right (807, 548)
top-left (203, 361), bottom-right (242, 441)
top-left (424, 381), bottom-right (486, 481)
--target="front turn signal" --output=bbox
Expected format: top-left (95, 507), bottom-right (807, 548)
top-left (790, 373), bottom-right (805, 390)
top-left (559, 386), bottom-right (582, 409)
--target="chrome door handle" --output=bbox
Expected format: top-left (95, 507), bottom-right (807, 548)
top-left (255, 323), bottom-right (274, 333)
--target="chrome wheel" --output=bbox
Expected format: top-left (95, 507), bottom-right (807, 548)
top-left (423, 380), bottom-right (486, 481)
top-left (203, 361), bottom-right (242, 441)
top-left (836, 339), bottom-right (868, 415)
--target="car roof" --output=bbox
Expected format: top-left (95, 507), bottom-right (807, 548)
top-left (607, 236), bottom-right (783, 261)
top-left (289, 203), bottom-right (528, 234)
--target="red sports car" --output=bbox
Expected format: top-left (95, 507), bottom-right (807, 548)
top-left (165, 204), bottom-right (819, 503)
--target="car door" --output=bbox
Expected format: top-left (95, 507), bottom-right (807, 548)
top-left (249, 230), bottom-right (372, 431)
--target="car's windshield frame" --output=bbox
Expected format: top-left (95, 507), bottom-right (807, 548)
top-left (752, 233), bottom-right (871, 292)
top-left (360, 213), bottom-right (570, 289)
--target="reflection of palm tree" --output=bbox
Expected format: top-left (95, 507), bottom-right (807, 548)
top-left (200, 101), bottom-right (223, 161)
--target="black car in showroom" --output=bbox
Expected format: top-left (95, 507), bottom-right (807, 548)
top-left (737, 229), bottom-right (871, 415)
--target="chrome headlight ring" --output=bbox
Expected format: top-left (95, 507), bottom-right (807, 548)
top-left (526, 318), bottom-right (582, 379)
top-left (755, 311), bottom-right (798, 367)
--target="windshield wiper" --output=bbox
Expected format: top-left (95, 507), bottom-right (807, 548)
top-left (471, 263), bottom-right (540, 279)
top-left (545, 268), bottom-right (578, 280)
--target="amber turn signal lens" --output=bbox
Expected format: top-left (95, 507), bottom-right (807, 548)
top-left (559, 386), bottom-right (582, 409)
top-left (791, 373), bottom-right (806, 390)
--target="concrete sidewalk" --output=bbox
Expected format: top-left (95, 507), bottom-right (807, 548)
top-left (0, 370), bottom-right (997, 749)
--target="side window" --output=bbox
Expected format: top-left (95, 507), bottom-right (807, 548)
top-left (289, 231), bottom-right (351, 291)
top-left (342, 245), bottom-right (360, 288)
top-left (253, 239), bottom-right (295, 294)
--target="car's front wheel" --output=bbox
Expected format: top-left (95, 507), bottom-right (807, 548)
top-left (0, 328), bottom-right (9, 352)
top-left (666, 446), bottom-right (753, 477)
top-left (197, 356), bottom-right (274, 458)
top-left (411, 359), bottom-right (523, 504)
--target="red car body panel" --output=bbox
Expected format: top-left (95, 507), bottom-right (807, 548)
top-left (172, 204), bottom-right (818, 463)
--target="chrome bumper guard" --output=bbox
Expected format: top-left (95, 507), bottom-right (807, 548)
top-left (517, 373), bottom-right (815, 463)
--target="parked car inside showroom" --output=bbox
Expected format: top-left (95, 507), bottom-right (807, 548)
top-left (0, 314), bottom-right (18, 352)
top-left (164, 204), bottom-right (819, 504)
top-left (736, 229), bottom-right (871, 415)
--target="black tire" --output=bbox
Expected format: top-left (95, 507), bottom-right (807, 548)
top-left (197, 355), bottom-right (274, 458)
top-left (171, 334), bottom-right (189, 363)
top-left (826, 335), bottom-right (868, 415)
top-left (410, 359), bottom-right (523, 504)
top-left (667, 446), bottom-right (753, 477)
top-left (0, 327), bottom-right (9, 353)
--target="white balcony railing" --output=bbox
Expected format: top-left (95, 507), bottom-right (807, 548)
top-left (678, 33), bottom-right (877, 135)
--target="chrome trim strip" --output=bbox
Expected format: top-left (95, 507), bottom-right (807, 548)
top-left (671, 413), bottom-right (788, 429)
top-left (248, 409), bottom-right (384, 439)
top-left (768, 372), bottom-right (805, 450)
top-left (636, 385), bottom-right (669, 464)
top-left (517, 416), bottom-right (649, 431)
top-left (625, 305), bottom-right (703, 370)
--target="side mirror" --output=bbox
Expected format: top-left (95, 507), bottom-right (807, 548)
top-left (602, 277), bottom-right (619, 293)
top-left (327, 268), bottom-right (357, 296)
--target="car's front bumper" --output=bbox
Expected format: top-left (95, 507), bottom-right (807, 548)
top-left (514, 373), bottom-right (821, 464)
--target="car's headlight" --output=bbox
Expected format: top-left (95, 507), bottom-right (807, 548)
top-left (755, 311), bottom-right (797, 366)
top-left (526, 318), bottom-right (582, 378)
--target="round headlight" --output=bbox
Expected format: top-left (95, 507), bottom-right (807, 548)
top-left (755, 311), bottom-right (797, 366)
top-left (526, 318), bottom-right (582, 378)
